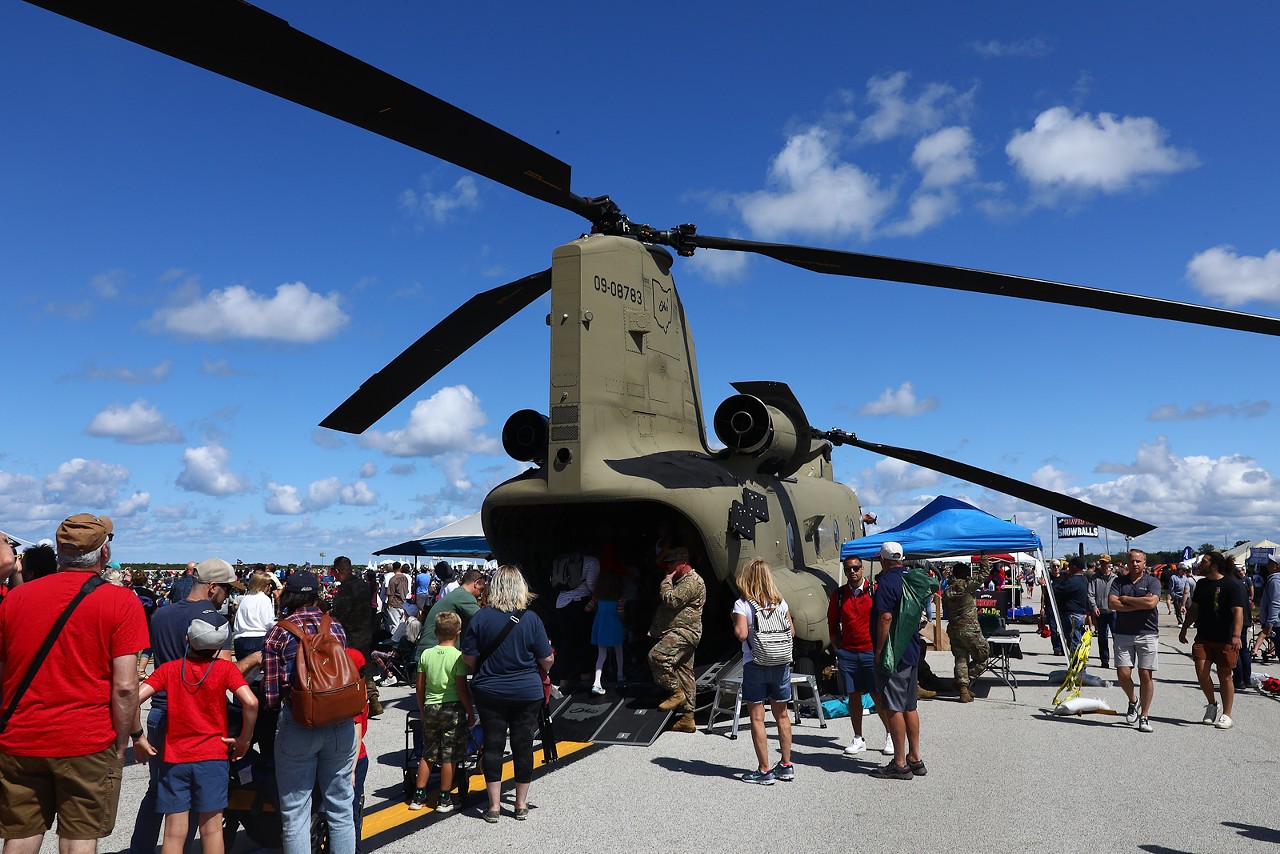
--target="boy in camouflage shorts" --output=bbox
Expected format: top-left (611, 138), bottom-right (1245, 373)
top-left (409, 612), bottom-right (476, 812)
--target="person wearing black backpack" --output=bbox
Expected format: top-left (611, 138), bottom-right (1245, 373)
top-left (732, 558), bottom-right (796, 785)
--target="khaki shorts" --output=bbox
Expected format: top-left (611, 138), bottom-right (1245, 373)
top-left (0, 746), bottom-right (122, 840)
top-left (1114, 634), bottom-right (1159, 672)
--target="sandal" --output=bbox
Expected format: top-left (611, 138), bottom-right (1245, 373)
top-left (908, 758), bottom-right (927, 777)
top-left (482, 808), bottom-right (501, 824)
top-left (514, 807), bottom-right (529, 821)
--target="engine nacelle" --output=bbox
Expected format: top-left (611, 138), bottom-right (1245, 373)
top-left (713, 394), bottom-right (798, 472)
top-left (502, 409), bottom-right (549, 464)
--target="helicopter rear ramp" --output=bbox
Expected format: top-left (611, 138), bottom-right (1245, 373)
top-left (550, 688), bottom-right (672, 747)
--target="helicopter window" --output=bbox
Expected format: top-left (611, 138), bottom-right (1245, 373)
top-left (834, 517), bottom-right (841, 547)
top-left (786, 521), bottom-right (796, 563)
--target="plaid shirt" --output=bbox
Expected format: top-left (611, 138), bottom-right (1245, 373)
top-left (262, 606), bottom-right (348, 710)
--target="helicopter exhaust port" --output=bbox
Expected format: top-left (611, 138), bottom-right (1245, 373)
top-left (712, 394), bottom-right (798, 471)
top-left (501, 409), bottom-right (549, 464)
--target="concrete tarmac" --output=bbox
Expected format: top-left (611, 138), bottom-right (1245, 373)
top-left (41, 611), bottom-right (1280, 854)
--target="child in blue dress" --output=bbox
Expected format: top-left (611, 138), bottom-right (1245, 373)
top-left (590, 569), bottom-right (626, 694)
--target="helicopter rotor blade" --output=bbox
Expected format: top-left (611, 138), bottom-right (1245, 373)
top-left (26, 0), bottom-right (595, 220)
top-left (824, 430), bottom-right (1156, 538)
top-left (320, 269), bottom-right (552, 435)
top-left (689, 234), bottom-right (1280, 337)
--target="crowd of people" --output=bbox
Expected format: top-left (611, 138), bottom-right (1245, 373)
top-left (3, 513), bottom-right (1278, 853)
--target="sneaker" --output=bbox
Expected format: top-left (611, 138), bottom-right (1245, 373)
top-left (407, 789), bottom-right (429, 811)
top-left (844, 736), bottom-right (867, 756)
top-left (741, 768), bottom-right (775, 786)
top-left (881, 733), bottom-right (895, 756)
top-left (1214, 714), bottom-right (1234, 730)
top-left (1202, 703), bottom-right (1219, 725)
top-left (772, 762), bottom-right (795, 782)
top-left (1124, 700), bottom-right (1138, 725)
top-left (869, 761), bottom-right (913, 780)
top-left (590, 685), bottom-right (606, 695)
top-left (434, 796), bottom-right (456, 815)
top-left (1138, 716), bottom-right (1153, 733)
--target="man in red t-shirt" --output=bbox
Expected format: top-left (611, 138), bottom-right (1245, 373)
top-left (139, 615), bottom-right (256, 854)
top-left (828, 555), bottom-right (881, 756)
top-left (0, 513), bottom-right (149, 853)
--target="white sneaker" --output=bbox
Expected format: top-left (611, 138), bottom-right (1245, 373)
top-left (1202, 703), bottom-right (1219, 725)
top-left (1138, 716), bottom-right (1153, 733)
top-left (590, 685), bottom-right (606, 695)
top-left (1214, 714), bottom-right (1234, 730)
top-left (881, 733), bottom-right (894, 755)
top-left (1124, 700), bottom-right (1138, 725)
top-left (844, 736), bottom-right (867, 756)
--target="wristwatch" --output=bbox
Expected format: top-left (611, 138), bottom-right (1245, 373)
top-left (130, 729), bottom-right (144, 740)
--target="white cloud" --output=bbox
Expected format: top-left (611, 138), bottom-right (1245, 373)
top-left (360, 385), bottom-right (499, 457)
top-left (399, 175), bottom-right (480, 225)
top-left (1185, 246), bottom-right (1280, 307)
top-left (685, 247), bottom-right (750, 284)
top-left (43, 458), bottom-right (131, 506)
top-left (738, 126), bottom-right (894, 241)
top-left (60, 358), bottom-right (173, 384)
top-left (857, 72), bottom-right (973, 143)
top-left (176, 445), bottom-right (252, 496)
top-left (113, 491), bottom-right (150, 518)
top-left (912, 127), bottom-right (977, 190)
top-left (151, 282), bottom-right (349, 343)
top-left (90, 269), bottom-right (125, 298)
top-left (969, 37), bottom-right (1050, 58)
top-left (265, 482), bottom-right (304, 515)
top-left (1030, 463), bottom-right (1072, 494)
top-left (340, 481), bottom-right (377, 506)
top-left (1148, 400), bottom-right (1271, 421)
top-left (85, 400), bottom-right (184, 445)
top-left (1006, 107), bottom-right (1198, 194)
top-left (857, 381), bottom-right (939, 417)
top-left (264, 476), bottom-right (379, 515)
top-left (359, 461), bottom-right (377, 478)
top-left (201, 357), bottom-right (240, 377)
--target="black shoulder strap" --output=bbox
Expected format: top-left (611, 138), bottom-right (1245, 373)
top-left (0, 574), bottom-right (107, 734)
top-left (475, 609), bottom-right (524, 673)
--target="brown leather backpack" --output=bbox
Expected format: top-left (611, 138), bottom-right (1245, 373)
top-left (278, 614), bottom-right (367, 727)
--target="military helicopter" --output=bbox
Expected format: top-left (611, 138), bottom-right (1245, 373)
top-left (25, 1), bottom-right (1280, 661)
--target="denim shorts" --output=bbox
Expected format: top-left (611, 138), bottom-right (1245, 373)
top-left (742, 661), bottom-right (792, 704)
top-left (835, 648), bottom-right (876, 697)
top-left (156, 759), bottom-right (229, 814)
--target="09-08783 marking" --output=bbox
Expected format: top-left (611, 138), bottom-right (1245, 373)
top-left (593, 274), bottom-right (643, 306)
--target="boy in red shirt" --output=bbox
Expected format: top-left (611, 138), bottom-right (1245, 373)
top-left (138, 615), bottom-right (257, 854)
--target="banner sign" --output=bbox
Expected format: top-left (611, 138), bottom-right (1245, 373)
top-left (1182, 546), bottom-right (1194, 561)
top-left (1056, 517), bottom-right (1099, 539)
top-left (1248, 547), bottom-right (1275, 566)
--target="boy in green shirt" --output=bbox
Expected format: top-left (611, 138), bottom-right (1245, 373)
top-left (409, 611), bottom-right (476, 812)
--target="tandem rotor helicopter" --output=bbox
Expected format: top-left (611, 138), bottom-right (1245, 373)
top-left (25, 1), bottom-right (1280, 658)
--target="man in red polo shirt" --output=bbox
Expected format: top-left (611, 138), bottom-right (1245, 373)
top-left (828, 554), bottom-right (882, 756)
top-left (0, 513), bottom-right (149, 854)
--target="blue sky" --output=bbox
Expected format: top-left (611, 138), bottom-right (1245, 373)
top-left (2, 2), bottom-right (1278, 563)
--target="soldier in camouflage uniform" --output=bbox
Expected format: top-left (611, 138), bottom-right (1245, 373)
top-left (648, 547), bottom-right (706, 733)
top-left (943, 562), bottom-right (989, 703)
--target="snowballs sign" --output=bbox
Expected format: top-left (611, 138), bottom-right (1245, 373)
top-left (1056, 517), bottom-right (1099, 539)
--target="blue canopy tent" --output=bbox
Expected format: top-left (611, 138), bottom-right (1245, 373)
top-left (840, 495), bottom-right (1042, 559)
top-left (374, 513), bottom-right (492, 558)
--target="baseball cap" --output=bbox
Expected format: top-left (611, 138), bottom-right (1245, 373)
top-left (196, 558), bottom-right (246, 591)
top-left (188, 615), bottom-right (229, 652)
top-left (1098, 554), bottom-right (1112, 563)
top-left (285, 569), bottom-right (319, 593)
top-left (879, 541), bottom-right (904, 561)
top-left (56, 513), bottom-right (113, 557)
top-left (664, 547), bottom-right (690, 564)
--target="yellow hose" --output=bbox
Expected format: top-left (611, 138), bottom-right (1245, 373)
top-left (1052, 628), bottom-right (1094, 705)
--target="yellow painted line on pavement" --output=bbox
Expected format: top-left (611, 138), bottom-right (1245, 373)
top-left (361, 740), bottom-right (594, 838)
